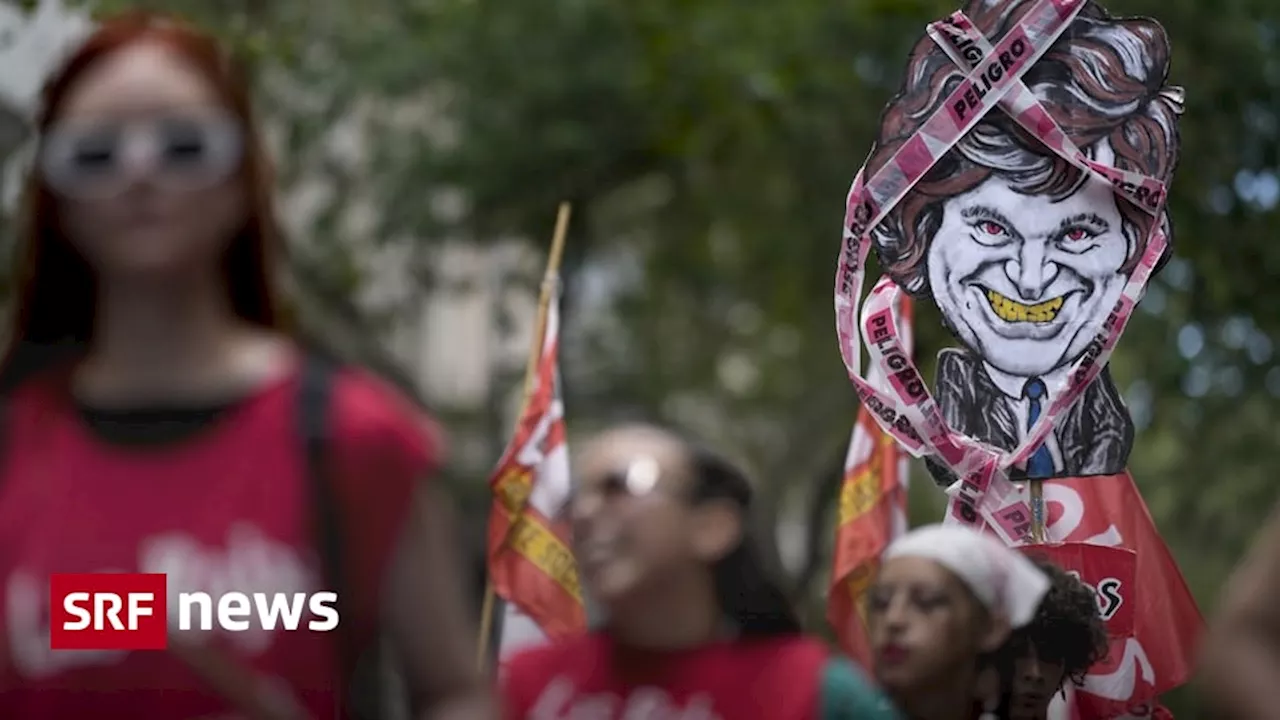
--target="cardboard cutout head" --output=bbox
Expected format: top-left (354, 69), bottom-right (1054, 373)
top-left (865, 0), bottom-right (1182, 484)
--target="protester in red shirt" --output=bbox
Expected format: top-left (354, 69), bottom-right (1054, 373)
top-left (500, 424), bottom-right (900, 720)
top-left (0, 12), bottom-right (493, 719)
top-left (867, 525), bottom-right (1050, 720)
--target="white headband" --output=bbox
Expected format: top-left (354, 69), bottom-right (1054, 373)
top-left (883, 524), bottom-right (1049, 627)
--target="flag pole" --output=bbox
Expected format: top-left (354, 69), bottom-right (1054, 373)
top-left (1030, 480), bottom-right (1045, 542)
top-left (476, 202), bottom-right (572, 672)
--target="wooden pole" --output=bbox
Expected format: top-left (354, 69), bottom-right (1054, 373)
top-left (1030, 479), bottom-right (1046, 542)
top-left (475, 202), bottom-right (572, 672)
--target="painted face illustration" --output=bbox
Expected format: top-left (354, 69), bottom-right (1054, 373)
top-left (926, 164), bottom-right (1130, 378)
top-left (856, 0), bottom-right (1181, 481)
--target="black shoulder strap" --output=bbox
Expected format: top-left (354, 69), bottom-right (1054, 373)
top-left (296, 353), bottom-right (387, 720)
top-left (297, 353), bottom-right (343, 614)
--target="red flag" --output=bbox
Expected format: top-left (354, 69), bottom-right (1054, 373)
top-left (827, 297), bottom-right (913, 665)
top-left (953, 473), bottom-right (1201, 719)
top-left (1023, 543), bottom-right (1138, 640)
top-left (487, 296), bottom-right (586, 640)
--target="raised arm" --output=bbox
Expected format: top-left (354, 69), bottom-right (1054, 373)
top-left (1199, 503), bottom-right (1280, 720)
top-left (385, 482), bottom-right (498, 720)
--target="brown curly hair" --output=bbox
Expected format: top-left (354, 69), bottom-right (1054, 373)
top-left (1004, 556), bottom-right (1111, 686)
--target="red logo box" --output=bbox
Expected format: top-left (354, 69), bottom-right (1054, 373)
top-left (49, 573), bottom-right (168, 650)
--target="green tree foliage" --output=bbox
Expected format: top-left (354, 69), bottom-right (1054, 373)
top-left (405, 0), bottom-right (1279, 565)
top-left (388, 2), bottom-right (1278, 712)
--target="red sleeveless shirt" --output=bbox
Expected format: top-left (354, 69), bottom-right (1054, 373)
top-left (0, 358), bottom-right (441, 718)
top-left (502, 633), bottom-right (834, 720)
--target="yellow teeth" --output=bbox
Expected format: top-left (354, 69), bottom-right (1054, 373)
top-left (985, 289), bottom-right (1064, 323)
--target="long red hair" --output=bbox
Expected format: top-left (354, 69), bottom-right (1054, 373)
top-left (2, 11), bottom-right (284, 386)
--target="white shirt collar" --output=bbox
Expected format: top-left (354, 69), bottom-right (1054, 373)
top-left (982, 360), bottom-right (1073, 400)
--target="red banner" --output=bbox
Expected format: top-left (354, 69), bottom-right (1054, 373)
top-left (827, 431), bottom-right (908, 664)
top-left (1023, 543), bottom-right (1137, 640)
top-left (1005, 474), bottom-right (1201, 719)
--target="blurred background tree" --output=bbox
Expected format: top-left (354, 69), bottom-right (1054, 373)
top-left (3, 0), bottom-right (1277, 713)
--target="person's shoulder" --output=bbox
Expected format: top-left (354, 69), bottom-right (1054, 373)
top-left (328, 364), bottom-right (438, 440)
top-left (502, 633), bottom-right (600, 688)
top-left (3, 363), bottom-right (73, 425)
top-left (726, 635), bottom-right (832, 685)
top-left (818, 655), bottom-right (902, 720)
top-left (501, 635), bottom-right (600, 719)
top-left (325, 363), bottom-right (446, 472)
top-left (505, 633), bottom-right (598, 670)
top-left (744, 634), bottom-right (829, 657)
top-left (6, 369), bottom-right (58, 406)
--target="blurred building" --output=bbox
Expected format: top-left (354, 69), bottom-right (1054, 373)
top-left (274, 106), bottom-right (542, 439)
top-left (0, 0), bottom-right (93, 186)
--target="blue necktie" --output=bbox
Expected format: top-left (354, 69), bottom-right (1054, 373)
top-left (1023, 378), bottom-right (1055, 478)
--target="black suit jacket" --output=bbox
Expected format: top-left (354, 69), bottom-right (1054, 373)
top-left (925, 348), bottom-right (1134, 488)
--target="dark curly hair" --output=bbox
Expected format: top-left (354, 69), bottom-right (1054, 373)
top-left (1003, 556), bottom-right (1110, 686)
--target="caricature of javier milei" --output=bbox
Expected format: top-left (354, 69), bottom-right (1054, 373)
top-left (864, 0), bottom-right (1183, 485)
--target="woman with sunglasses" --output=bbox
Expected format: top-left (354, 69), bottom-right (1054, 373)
top-left (0, 12), bottom-right (492, 719)
top-left (866, 525), bottom-right (1050, 720)
top-left (500, 424), bottom-right (900, 720)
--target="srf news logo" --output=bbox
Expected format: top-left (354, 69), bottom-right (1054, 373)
top-left (49, 573), bottom-right (339, 651)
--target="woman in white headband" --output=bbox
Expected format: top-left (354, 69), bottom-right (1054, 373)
top-left (866, 524), bottom-right (1050, 720)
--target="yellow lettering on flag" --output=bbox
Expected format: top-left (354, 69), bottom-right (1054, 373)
top-left (506, 512), bottom-right (583, 602)
top-left (494, 466), bottom-right (533, 514)
top-left (491, 453), bottom-right (582, 604)
top-left (837, 434), bottom-right (901, 527)
top-left (845, 562), bottom-right (875, 597)
top-left (839, 465), bottom-right (881, 526)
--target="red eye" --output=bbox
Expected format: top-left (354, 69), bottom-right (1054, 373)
top-left (1064, 227), bottom-right (1093, 241)
top-left (980, 221), bottom-right (1007, 236)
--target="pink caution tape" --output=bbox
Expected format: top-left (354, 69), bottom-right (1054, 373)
top-left (833, 0), bottom-right (1171, 545)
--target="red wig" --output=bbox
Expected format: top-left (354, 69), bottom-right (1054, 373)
top-left (2, 11), bottom-right (284, 385)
